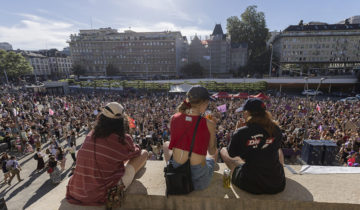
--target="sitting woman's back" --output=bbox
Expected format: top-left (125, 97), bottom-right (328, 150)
top-left (163, 86), bottom-right (218, 191)
top-left (66, 102), bottom-right (147, 207)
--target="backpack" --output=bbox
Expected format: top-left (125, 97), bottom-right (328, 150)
top-left (33, 153), bottom-right (38, 160)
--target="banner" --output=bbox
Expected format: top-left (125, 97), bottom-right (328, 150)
top-left (217, 104), bottom-right (227, 113)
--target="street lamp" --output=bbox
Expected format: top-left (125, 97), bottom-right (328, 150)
top-left (304, 77), bottom-right (309, 140)
top-left (314, 77), bottom-right (326, 101)
top-left (269, 44), bottom-right (273, 77)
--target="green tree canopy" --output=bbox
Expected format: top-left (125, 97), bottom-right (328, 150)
top-left (180, 62), bottom-right (206, 78)
top-left (72, 64), bottom-right (86, 78)
top-left (0, 50), bottom-right (33, 81)
top-left (227, 5), bottom-right (269, 60)
top-left (106, 64), bottom-right (118, 76)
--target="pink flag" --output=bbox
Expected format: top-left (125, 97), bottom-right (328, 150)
top-left (316, 104), bottom-right (321, 113)
top-left (64, 103), bottom-right (69, 111)
top-left (49, 108), bottom-right (54, 116)
top-left (217, 104), bottom-right (227, 113)
top-left (318, 125), bottom-right (323, 131)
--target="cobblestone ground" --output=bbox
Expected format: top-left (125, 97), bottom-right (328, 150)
top-left (0, 134), bottom-right (87, 210)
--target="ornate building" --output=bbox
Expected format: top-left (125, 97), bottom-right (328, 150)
top-left (272, 20), bottom-right (360, 76)
top-left (68, 28), bottom-right (187, 79)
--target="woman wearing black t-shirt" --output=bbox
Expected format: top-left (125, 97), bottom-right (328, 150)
top-left (220, 98), bottom-right (285, 194)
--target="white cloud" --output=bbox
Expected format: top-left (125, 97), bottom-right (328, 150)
top-left (0, 13), bottom-right (76, 50)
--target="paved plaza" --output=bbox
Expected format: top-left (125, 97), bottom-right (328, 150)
top-left (0, 135), bottom-right (86, 210)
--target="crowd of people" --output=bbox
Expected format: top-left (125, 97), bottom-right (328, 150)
top-left (0, 85), bottom-right (359, 186)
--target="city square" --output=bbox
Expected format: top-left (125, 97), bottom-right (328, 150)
top-left (0, 1), bottom-right (360, 210)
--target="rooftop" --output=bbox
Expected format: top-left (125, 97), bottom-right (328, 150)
top-left (284, 23), bottom-right (360, 32)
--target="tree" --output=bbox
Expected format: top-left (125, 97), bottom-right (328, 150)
top-left (0, 50), bottom-right (33, 82)
top-left (71, 64), bottom-right (86, 79)
top-left (227, 5), bottom-right (269, 60)
top-left (227, 5), bottom-right (270, 75)
top-left (106, 64), bottom-right (118, 76)
top-left (180, 62), bottom-right (206, 78)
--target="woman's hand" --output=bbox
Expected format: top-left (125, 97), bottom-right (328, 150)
top-left (236, 118), bottom-right (246, 130)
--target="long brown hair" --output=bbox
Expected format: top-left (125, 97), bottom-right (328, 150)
top-left (245, 110), bottom-right (279, 137)
top-left (92, 113), bottom-right (129, 144)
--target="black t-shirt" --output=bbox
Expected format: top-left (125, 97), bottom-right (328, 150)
top-left (228, 123), bottom-right (285, 194)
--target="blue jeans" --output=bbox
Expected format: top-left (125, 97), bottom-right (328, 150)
top-left (169, 158), bottom-right (215, 190)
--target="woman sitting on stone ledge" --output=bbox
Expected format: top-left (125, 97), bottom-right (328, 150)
top-left (66, 102), bottom-right (148, 207)
top-left (163, 86), bottom-right (218, 191)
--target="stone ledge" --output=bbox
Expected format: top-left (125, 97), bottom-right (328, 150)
top-left (28, 161), bottom-right (360, 210)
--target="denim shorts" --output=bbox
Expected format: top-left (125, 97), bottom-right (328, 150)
top-left (169, 158), bottom-right (215, 190)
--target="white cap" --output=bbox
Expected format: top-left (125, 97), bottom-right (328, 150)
top-left (102, 102), bottom-right (125, 119)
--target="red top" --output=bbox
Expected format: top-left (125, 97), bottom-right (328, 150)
top-left (66, 131), bottom-right (141, 206)
top-left (169, 113), bottom-right (210, 156)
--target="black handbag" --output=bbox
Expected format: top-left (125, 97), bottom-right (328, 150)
top-left (164, 116), bottom-right (202, 196)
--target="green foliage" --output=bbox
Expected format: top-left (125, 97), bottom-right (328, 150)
top-left (106, 64), bottom-right (118, 76)
top-left (227, 5), bottom-right (270, 75)
top-left (180, 62), bottom-right (206, 78)
top-left (227, 5), bottom-right (269, 59)
top-left (72, 64), bottom-right (86, 78)
top-left (0, 50), bottom-right (33, 80)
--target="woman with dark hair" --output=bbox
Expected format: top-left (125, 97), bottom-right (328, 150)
top-left (163, 86), bottom-right (218, 191)
top-left (66, 102), bottom-right (148, 208)
top-left (35, 148), bottom-right (45, 172)
top-left (220, 98), bottom-right (285, 194)
top-left (47, 155), bottom-right (61, 184)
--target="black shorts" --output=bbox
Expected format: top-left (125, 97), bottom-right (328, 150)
top-left (231, 164), bottom-right (243, 185)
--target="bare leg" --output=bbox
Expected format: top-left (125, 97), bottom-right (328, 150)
top-left (278, 149), bottom-right (285, 166)
top-left (163, 141), bottom-right (172, 163)
top-left (126, 150), bottom-right (148, 173)
top-left (220, 147), bottom-right (244, 173)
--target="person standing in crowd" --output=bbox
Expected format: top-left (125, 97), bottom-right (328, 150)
top-left (47, 155), bottom-right (61, 184)
top-left (35, 148), bottom-right (45, 172)
top-left (66, 142), bottom-right (77, 163)
top-left (6, 156), bottom-right (23, 185)
top-left (66, 102), bottom-right (148, 207)
top-left (70, 131), bottom-right (76, 147)
top-left (1, 153), bottom-right (10, 183)
top-left (220, 98), bottom-right (285, 194)
top-left (4, 132), bottom-right (12, 151)
top-left (56, 147), bottom-right (66, 171)
top-left (163, 86), bottom-right (218, 191)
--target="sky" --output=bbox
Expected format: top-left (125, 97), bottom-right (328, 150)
top-left (0, 0), bottom-right (359, 50)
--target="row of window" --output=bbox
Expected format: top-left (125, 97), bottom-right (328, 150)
top-left (283, 42), bottom-right (360, 49)
top-left (283, 36), bottom-right (360, 43)
top-left (282, 50), bottom-right (360, 57)
top-left (74, 41), bottom-right (175, 48)
top-left (283, 57), bottom-right (353, 62)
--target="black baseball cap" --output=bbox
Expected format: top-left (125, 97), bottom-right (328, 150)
top-left (187, 85), bottom-right (214, 101)
top-left (238, 98), bottom-right (266, 113)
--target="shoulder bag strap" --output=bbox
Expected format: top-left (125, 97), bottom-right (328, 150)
top-left (188, 116), bottom-right (202, 158)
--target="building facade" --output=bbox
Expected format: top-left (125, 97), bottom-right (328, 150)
top-left (206, 24), bottom-right (231, 77)
top-left (38, 49), bottom-right (72, 79)
top-left (272, 20), bottom-right (360, 76)
top-left (230, 42), bottom-right (248, 72)
top-left (187, 24), bottom-right (233, 78)
top-left (68, 28), bottom-right (187, 79)
top-left (0, 42), bottom-right (13, 51)
top-left (22, 52), bottom-right (51, 80)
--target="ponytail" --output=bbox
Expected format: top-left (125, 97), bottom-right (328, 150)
top-left (177, 100), bottom-right (191, 113)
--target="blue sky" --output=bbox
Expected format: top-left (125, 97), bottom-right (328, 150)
top-left (0, 0), bottom-right (359, 50)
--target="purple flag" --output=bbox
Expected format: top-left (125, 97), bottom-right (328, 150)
top-left (217, 104), bottom-right (227, 113)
